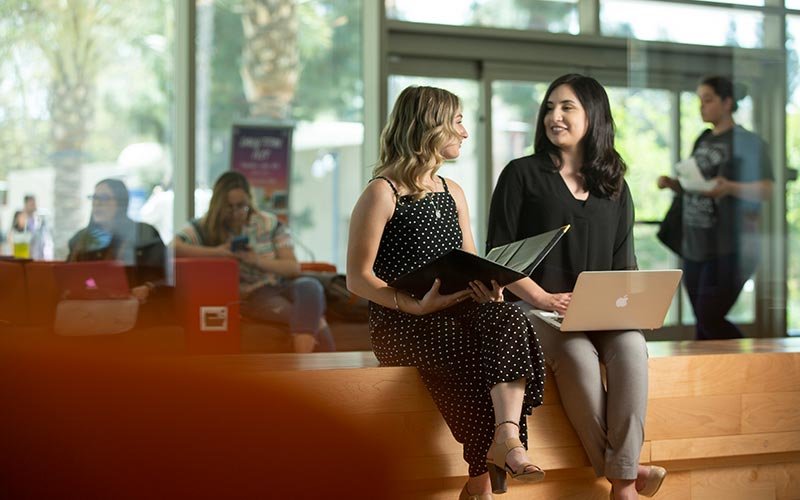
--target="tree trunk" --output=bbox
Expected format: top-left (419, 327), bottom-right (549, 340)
top-left (241, 0), bottom-right (299, 119)
top-left (46, 19), bottom-right (97, 259)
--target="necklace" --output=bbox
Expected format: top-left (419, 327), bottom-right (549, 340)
top-left (428, 192), bottom-right (441, 219)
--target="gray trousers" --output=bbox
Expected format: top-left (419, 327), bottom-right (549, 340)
top-left (518, 302), bottom-right (649, 480)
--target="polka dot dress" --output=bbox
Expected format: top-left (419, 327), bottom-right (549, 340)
top-left (369, 176), bottom-right (546, 477)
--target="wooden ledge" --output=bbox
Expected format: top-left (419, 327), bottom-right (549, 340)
top-left (182, 337), bottom-right (800, 373)
top-left (175, 338), bottom-right (800, 499)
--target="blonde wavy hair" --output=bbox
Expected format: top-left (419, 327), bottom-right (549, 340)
top-left (373, 86), bottom-right (462, 200)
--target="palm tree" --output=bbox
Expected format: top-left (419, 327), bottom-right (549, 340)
top-left (240, 0), bottom-right (300, 120)
top-left (3, 0), bottom-right (124, 256)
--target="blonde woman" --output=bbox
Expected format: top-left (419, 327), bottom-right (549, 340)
top-left (174, 171), bottom-right (334, 353)
top-left (347, 86), bottom-right (547, 499)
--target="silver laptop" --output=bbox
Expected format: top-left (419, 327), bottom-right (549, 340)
top-left (532, 270), bottom-right (682, 332)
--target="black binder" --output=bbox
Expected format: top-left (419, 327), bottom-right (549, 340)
top-left (390, 225), bottom-right (569, 298)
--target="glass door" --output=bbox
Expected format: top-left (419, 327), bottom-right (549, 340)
top-left (387, 76), bottom-right (483, 246)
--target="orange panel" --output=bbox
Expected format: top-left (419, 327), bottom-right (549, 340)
top-left (0, 260), bottom-right (29, 325)
top-left (174, 258), bottom-right (241, 354)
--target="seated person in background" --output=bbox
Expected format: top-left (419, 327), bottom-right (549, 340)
top-left (173, 171), bottom-right (334, 353)
top-left (68, 178), bottom-right (173, 327)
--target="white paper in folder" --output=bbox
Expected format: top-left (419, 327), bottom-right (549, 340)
top-left (675, 157), bottom-right (716, 192)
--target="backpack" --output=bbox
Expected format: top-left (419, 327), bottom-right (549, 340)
top-left (307, 272), bottom-right (369, 323)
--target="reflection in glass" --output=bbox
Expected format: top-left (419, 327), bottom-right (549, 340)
top-left (490, 81), bottom-right (549, 186)
top-left (607, 87), bottom-right (674, 223)
top-left (676, 80), bottom-right (764, 329)
top-left (601, 0), bottom-right (766, 48)
top-left (787, 16), bottom-right (800, 335)
top-left (196, 1), bottom-right (364, 269)
top-left (0, 2), bottom-right (173, 259)
top-left (387, 0), bottom-right (579, 34)
top-left (634, 223), bottom-right (680, 326)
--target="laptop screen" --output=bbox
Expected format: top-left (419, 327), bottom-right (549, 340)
top-left (55, 262), bottom-right (131, 300)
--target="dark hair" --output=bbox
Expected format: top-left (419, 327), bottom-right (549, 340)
top-left (11, 211), bottom-right (25, 232)
top-left (700, 75), bottom-right (748, 112)
top-left (69, 179), bottom-right (133, 262)
top-left (202, 171), bottom-right (254, 246)
top-left (94, 178), bottom-right (130, 218)
top-left (534, 73), bottom-right (627, 199)
top-left (23, 194), bottom-right (34, 203)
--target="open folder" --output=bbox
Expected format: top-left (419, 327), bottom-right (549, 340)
top-left (390, 225), bottom-right (570, 298)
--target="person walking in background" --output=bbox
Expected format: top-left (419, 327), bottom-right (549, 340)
top-left (174, 171), bottom-right (335, 353)
top-left (16, 195), bottom-right (54, 260)
top-left (657, 75), bottom-right (773, 340)
top-left (347, 85), bottom-right (547, 500)
top-left (68, 179), bottom-right (172, 326)
top-left (487, 74), bottom-right (666, 500)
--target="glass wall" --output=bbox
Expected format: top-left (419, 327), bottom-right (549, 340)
top-left (387, 0), bottom-right (579, 34)
top-left (0, 1), bottom-right (174, 259)
top-left (788, 15), bottom-right (800, 335)
top-left (601, 0), bottom-right (768, 48)
top-left (195, 0), bottom-right (363, 268)
top-left (490, 81), bottom-right (549, 186)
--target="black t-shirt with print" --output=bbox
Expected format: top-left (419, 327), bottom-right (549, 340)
top-left (682, 125), bottom-right (772, 261)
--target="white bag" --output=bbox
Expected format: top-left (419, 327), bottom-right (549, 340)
top-left (54, 298), bottom-right (139, 336)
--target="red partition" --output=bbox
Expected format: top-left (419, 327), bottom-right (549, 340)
top-left (23, 261), bottom-right (61, 327)
top-left (0, 260), bottom-right (30, 326)
top-left (174, 258), bottom-right (240, 354)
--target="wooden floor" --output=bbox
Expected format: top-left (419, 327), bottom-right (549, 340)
top-left (176, 338), bottom-right (800, 499)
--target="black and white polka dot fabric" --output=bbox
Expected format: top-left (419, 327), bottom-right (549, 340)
top-left (369, 176), bottom-right (546, 478)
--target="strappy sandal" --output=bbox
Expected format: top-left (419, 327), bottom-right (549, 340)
top-left (486, 421), bottom-right (545, 493)
top-left (459, 483), bottom-right (493, 500)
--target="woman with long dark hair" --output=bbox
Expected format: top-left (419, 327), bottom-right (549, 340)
top-left (68, 178), bottom-right (170, 325)
top-left (174, 171), bottom-right (334, 353)
top-left (657, 75), bottom-right (773, 340)
top-left (487, 74), bottom-right (665, 499)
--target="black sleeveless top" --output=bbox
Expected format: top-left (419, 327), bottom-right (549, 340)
top-left (371, 175), bottom-right (462, 287)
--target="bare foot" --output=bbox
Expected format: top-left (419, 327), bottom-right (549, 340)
top-left (292, 333), bottom-right (316, 353)
top-left (610, 479), bottom-right (637, 500)
top-left (636, 465), bottom-right (656, 491)
top-left (466, 472), bottom-right (491, 496)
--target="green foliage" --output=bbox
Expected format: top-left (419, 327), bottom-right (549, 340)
top-left (0, 0), bottom-right (172, 178)
top-left (470, 0), bottom-right (576, 32)
top-left (293, 0), bottom-right (363, 122)
top-left (608, 88), bottom-right (673, 222)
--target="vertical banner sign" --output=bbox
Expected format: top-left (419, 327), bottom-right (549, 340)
top-left (230, 124), bottom-right (293, 222)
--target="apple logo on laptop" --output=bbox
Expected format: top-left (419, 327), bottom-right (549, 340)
top-left (84, 277), bottom-right (98, 290)
top-left (615, 294), bottom-right (629, 308)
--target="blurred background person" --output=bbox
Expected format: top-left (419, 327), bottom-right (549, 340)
top-left (67, 178), bottom-right (172, 327)
top-left (8, 210), bottom-right (28, 258)
top-left (14, 195), bottom-right (54, 260)
top-left (173, 171), bottom-right (335, 353)
top-left (657, 75), bottom-right (773, 340)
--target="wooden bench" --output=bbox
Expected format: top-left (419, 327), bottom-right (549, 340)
top-left (178, 338), bottom-right (800, 499)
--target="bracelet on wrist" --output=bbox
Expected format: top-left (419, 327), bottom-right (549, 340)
top-left (393, 289), bottom-right (401, 311)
